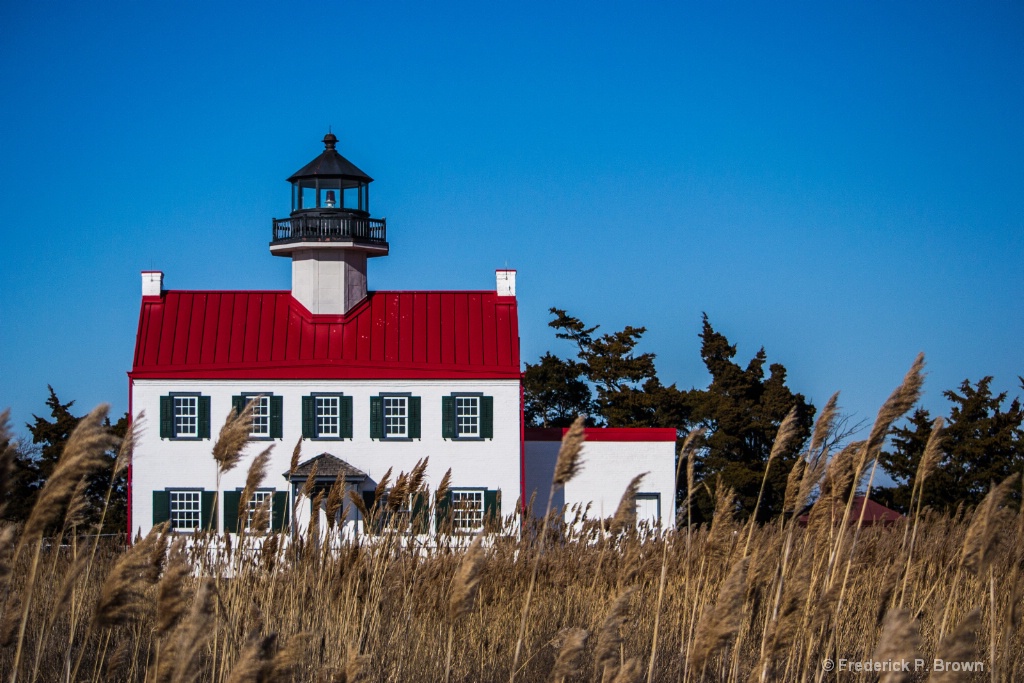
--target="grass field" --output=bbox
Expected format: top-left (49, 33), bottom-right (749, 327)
top-left (0, 358), bottom-right (1020, 682)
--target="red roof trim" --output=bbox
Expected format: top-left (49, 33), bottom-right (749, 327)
top-left (132, 290), bottom-right (520, 380)
top-left (525, 427), bottom-right (678, 442)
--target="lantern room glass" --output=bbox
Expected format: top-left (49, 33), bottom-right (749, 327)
top-left (291, 179), bottom-right (369, 213)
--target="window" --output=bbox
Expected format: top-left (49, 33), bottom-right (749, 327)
top-left (384, 396), bottom-right (408, 437)
top-left (456, 397), bottom-right (479, 437)
top-left (250, 396), bottom-right (270, 437)
top-left (441, 395), bottom-right (493, 439)
top-left (160, 394), bottom-right (211, 439)
top-left (174, 396), bottom-right (198, 437)
top-left (370, 395), bottom-right (421, 439)
top-left (302, 394), bottom-right (353, 439)
top-left (170, 490), bottom-right (201, 531)
top-left (222, 489), bottom-right (290, 533)
top-left (317, 396), bottom-right (340, 437)
top-left (246, 490), bottom-right (273, 531)
top-left (635, 493), bottom-right (661, 527)
top-left (233, 394), bottom-right (282, 439)
top-left (450, 489), bottom-right (485, 532)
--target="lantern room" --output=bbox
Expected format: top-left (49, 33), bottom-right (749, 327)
top-left (287, 132), bottom-right (372, 214)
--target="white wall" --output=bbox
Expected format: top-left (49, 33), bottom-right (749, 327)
top-left (130, 378), bottom-right (521, 538)
top-left (524, 437), bottom-right (677, 529)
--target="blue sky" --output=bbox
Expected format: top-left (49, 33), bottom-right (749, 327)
top-left (1, 1), bottom-right (1022, 449)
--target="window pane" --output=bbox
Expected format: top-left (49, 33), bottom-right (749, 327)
top-left (455, 397), bottom-right (479, 437)
top-left (174, 397), bottom-right (198, 437)
top-left (451, 490), bottom-right (484, 531)
top-left (246, 491), bottom-right (273, 530)
top-left (383, 396), bottom-right (407, 437)
top-left (316, 397), bottom-right (340, 437)
top-left (249, 396), bottom-right (270, 437)
top-left (170, 490), bottom-right (201, 531)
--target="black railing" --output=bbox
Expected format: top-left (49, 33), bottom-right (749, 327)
top-left (272, 214), bottom-right (387, 244)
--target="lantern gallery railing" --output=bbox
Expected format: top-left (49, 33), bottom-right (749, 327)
top-left (272, 214), bottom-right (387, 244)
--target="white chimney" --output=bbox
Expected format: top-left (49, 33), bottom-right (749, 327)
top-left (142, 271), bottom-right (164, 297)
top-left (496, 269), bottom-right (516, 297)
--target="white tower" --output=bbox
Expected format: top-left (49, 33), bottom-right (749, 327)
top-left (270, 133), bottom-right (389, 314)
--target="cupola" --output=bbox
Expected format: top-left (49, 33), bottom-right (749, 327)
top-left (271, 133), bottom-right (389, 315)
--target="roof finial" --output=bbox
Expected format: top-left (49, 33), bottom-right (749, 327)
top-left (323, 129), bottom-right (338, 151)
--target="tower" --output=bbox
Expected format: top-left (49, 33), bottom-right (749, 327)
top-left (270, 133), bottom-right (389, 315)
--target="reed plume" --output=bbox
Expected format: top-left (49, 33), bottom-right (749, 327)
top-left (609, 473), bottom-right (646, 537)
top-left (961, 473), bottom-right (1019, 577)
top-left (170, 578), bottom-right (217, 683)
top-left (212, 402), bottom-right (255, 474)
top-left (873, 608), bottom-right (921, 683)
top-left (548, 628), bottom-right (588, 683)
top-left (809, 391), bottom-right (839, 453)
top-left (446, 533), bottom-right (485, 683)
top-left (156, 537), bottom-right (191, 638)
top-left (289, 436), bottom-right (302, 476)
top-left (690, 557), bottom-right (749, 674)
top-left (23, 404), bottom-right (116, 539)
top-left (225, 631), bottom-right (277, 683)
top-left (595, 587), bottom-right (635, 681)
top-left (553, 416), bottom-right (586, 487)
top-left (928, 608), bottom-right (981, 683)
top-left (94, 523), bottom-right (167, 628)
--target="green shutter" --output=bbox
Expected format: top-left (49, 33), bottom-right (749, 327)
top-left (409, 397), bottom-right (421, 439)
top-left (411, 492), bottom-right (428, 534)
top-left (484, 489), bottom-right (500, 531)
top-left (160, 397), bottom-right (173, 438)
top-left (362, 490), bottom-right (377, 534)
top-left (435, 491), bottom-right (451, 532)
top-left (480, 396), bottom-right (494, 439)
top-left (270, 396), bottom-right (283, 438)
top-left (302, 396), bottom-right (315, 438)
top-left (198, 396), bottom-right (211, 439)
top-left (201, 490), bottom-right (217, 531)
top-left (341, 396), bottom-right (353, 439)
top-left (370, 396), bottom-right (383, 439)
top-left (441, 397), bottom-right (455, 439)
top-left (153, 490), bottom-right (170, 526)
top-left (232, 395), bottom-right (246, 418)
top-left (272, 491), bottom-right (289, 531)
top-left (223, 490), bottom-right (241, 533)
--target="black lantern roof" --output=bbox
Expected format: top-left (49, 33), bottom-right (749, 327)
top-left (286, 132), bottom-right (373, 184)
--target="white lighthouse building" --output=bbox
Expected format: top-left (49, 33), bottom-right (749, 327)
top-left (127, 133), bottom-right (675, 540)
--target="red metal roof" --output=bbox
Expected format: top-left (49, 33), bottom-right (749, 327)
top-left (525, 427), bottom-right (678, 442)
top-left (131, 290), bottom-right (520, 380)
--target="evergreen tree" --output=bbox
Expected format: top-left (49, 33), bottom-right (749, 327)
top-left (879, 377), bottom-right (1024, 512)
top-left (544, 308), bottom-right (688, 428)
top-left (684, 315), bottom-right (814, 522)
top-left (19, 386), bottom-right (128, 533)
top-left (522, 352), bottom-right (595, 428)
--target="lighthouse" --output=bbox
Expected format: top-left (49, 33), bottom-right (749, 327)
top-left (270, 132), bottom-right (389, 315)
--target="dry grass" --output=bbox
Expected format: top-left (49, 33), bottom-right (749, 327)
top-left (1, 360), bottom-right (1022, 682)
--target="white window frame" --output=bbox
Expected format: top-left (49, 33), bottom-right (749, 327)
top-left (455, 396), bottom-right (480, 438)
top-left (450, 489), bottom-right (485, 532)
top-left (246, 490), bottom-right (274, 531)
top-left (316, 396), bottom-right (340, 438)
top-left (173, 396), bottom-right (199, 438)
top-left (245, 395), bottom-right (271, 438)
top-left (383, 396), bottom-right (409, 438)
top-left (169, 490), bottom-right (201, 531)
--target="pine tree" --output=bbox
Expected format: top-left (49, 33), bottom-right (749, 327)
top-left (21, 386), bottom-right (128, 533)
top-left (542, 308), bottom-right (688, 428)
top-left (684, 315), bottom-right (814, 522)
top-left (522, 352), bottom-right (595, 428)
top-left (879, 377), bottom-right (1024, 512)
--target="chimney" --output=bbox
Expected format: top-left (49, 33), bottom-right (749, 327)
top-left (142, 271), bottom-right (164, 297)
top-left (496, 269), bottom-right (516, 297)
